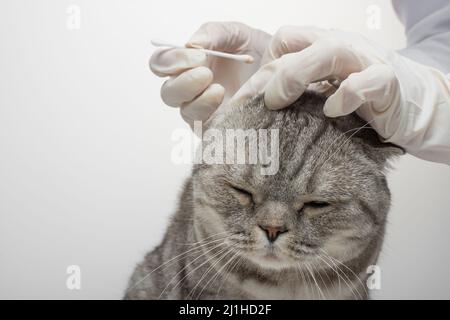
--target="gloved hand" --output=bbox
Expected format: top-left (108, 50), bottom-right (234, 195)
top-left (232, 26), bottom-right (450, 164)
top-left (149, 22), bottom-right (271, 127)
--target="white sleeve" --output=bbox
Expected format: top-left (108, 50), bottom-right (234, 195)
top-left (387, 0), bottom-right (450, 165)
top-left (392, 0), bottom-right (450, 74)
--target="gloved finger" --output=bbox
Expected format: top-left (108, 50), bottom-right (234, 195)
top-left (323, 64), bottom-right (399, 118)
top-left (160, 66), bottom-right (213, 107)
top-left (229, 61), bottom-right (278, 106)
top-left (262, 25), bottom-right (327, 64)
top-left (150, 47), bottom-right (207, 77)
top-left (264, 38), bottom-right (370, 110)
top-left (187, 21), bottom-right (268, 53)
top-left (180, 83), bottom-right (225, 126)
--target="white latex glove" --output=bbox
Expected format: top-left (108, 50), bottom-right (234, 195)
top-left (233, 26), bottom-right (450, 165)
top-left (149, 22), bottom-right (270, 127)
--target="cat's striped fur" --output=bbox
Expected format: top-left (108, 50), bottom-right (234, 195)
top-left (124, 92), bottom-right (401, 300)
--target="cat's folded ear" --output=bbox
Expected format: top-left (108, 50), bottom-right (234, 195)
top-left (362, 137), bottom-right (405, 165)
top-left (333, 115), bottom-right (405, 165)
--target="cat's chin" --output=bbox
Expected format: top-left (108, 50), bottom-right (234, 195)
top-left (245, 249), bottom-right (299, 271)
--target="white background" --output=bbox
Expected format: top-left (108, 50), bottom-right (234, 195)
top-left (1, 0), bottom-right (450, 299)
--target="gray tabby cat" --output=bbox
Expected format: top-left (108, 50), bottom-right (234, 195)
top-left (124, 92), bottom-right (402, 300)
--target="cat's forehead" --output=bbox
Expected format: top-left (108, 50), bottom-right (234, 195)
top-left (199, 91), bottom-right (392, 198)
top-left (199, 128), bottom-right (371, 201)
top-left (236, 150), bottom-right (366, 195)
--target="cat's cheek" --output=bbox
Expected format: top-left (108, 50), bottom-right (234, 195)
top-left (321, 229), bottom-right (367, 262)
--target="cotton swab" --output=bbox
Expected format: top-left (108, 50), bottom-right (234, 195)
top-left (151, 39), bottom-right (254, 64)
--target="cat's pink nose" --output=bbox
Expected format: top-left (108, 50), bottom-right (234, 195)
top-left (259, 225), bottom-right (288, 242)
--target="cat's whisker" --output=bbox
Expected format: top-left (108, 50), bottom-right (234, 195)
top-left (314, 264), bottom-right (329, 297)
top-left (171, 238), bottom-right (231, 266)
top-left (159, 243), bottom-right (230, 299)
top-left (319, 249), bottom-right (367, 299)
top-left (158, 242), bottom-right (229, 299)
top-left (293, 263), bottom-right (313, 300)
top-left (215, 253), bottom-right (243, 298)
top-left (195, 250), bottom-right (240, 300)
top-left (301, 263), bottom-right (318, 300)
top-left (320, 254), bottom-right (361, 300)
top-left (321, 249), bottom-right (368, 299)
top-left (296, 263), bottom-right (313, 300)
top-left (317, 253), bottom-right (342, 295)
top-left (316, 255), bottom-right (335, 285)
top-left (316, 254), bottom-right (358, 300)
top-left (126, 238), bottom-right (227, 294)
top-left (176, 231), bottom-right (230, 246)
top-left (187, 247), bottom-right (235, 300)
top-left (305, 267), bottom-right (319, 300)
top-left (202, 251), bottom-right (241, 298)
top-left (304, 262), bottom-right (326, 300)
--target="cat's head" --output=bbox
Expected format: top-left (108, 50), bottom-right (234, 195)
top-left (191, 92), bottom-right (402, 271)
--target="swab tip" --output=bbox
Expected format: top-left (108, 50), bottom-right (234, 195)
top-left (185, 43), bottom-right (203, 49)
top-left (243, 55), bottom-right (254, 64)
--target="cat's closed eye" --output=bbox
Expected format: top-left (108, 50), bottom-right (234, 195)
top-left (305, 201), bottom-right (330, 209)
top-left (301, 201), bottom-right (331, 217)
top-left (230, 185), bottom-right (254, 206)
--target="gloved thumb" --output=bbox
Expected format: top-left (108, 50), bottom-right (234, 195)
top-left (323, 64), bottom-right (399, 117)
